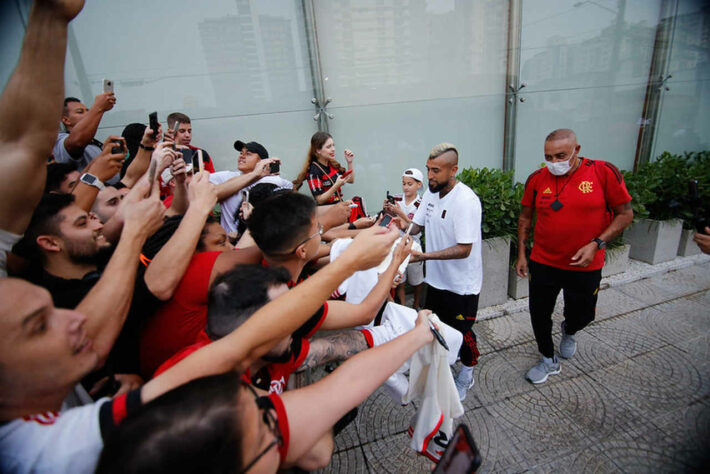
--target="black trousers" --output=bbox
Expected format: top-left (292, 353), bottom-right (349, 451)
top-left (528, 260), bottom-right (602, 358)
top-left (424, 285), bottom-right (480, 366)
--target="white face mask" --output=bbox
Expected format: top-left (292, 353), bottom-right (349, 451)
top-left (546, 147), bottom-right (576, 176)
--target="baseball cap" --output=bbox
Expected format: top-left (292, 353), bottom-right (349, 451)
top-left (234, 140), bottom-right (269, 159)
top-left (402, 168), bottom-right (423, 183)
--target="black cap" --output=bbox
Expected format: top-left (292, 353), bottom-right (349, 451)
top-left (234, 140), bottom-right (269, 159)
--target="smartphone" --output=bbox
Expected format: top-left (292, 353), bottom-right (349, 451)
top-left (379, 213), bottom-right (394, 227)
top-left (405, 223), bottom-right (414, 236)
top-left (243, 190), bottom-right (250, 204)
top-left (269, 160), bottom-right (280, 174)
top-left (386, 191), bottom-right (396, 204)
top-left (102, 78), bottom-right (114, 94)
top-left (170, 120), bottom-right (180, 150)
top-left (342, 169), bottom-right (353, 179)
top-left (432, 424), bottom-right (482, 474)
top-left (110, 139), bottom-right (124, 155)
top-left (148, 112), bottom-right (159, 140)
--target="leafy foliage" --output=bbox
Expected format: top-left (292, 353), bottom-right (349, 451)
top-left (457, 167), bottom-right (524, 239)
top-left (622, 151), bottom-right (710, 229)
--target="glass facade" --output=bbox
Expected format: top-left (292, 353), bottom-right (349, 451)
top-left (1, 0), bottom-right (708, 203)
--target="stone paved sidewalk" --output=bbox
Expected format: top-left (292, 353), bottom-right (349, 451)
top-left (317, 257), bottom-right (710, 473)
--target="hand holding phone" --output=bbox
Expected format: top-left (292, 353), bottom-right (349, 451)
top-left (149, 112), bottom-right (159, 141)
top-left (269, 159), bottom-right (280, 174)
top-left (379, 213), bottom-right (394, 228)
top-left (102, 79), bottom-right (114, 94)
top-left (342, 169), bottom-right (353, 179)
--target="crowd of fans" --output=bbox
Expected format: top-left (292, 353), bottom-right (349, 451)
top-left (0, 2), bottom-right (447, 473)
top-left (3, 2), bottom-right (708, 474)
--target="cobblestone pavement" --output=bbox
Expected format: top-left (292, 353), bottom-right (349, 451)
top-left (316, 258), bottom-right (710, 473)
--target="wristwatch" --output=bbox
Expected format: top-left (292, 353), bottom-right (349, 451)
top-left (80, 173), bottom-right (105, 191)
top-left (592, 238), bottom-right (606, 249)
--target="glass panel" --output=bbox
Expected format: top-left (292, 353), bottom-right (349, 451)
top-left (61, 0), bottom-right (317, 153)
top-left (514, 0), bottom-right (663, 181)
top-left (0, 1), bottom-right (30, 92)
top-left (312, 0), bottom-right (509, 208)
top-left (651, 0), bottom-right (710, 159)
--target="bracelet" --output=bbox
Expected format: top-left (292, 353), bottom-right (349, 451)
top-left (139, 144), bottom-right (155, 151)
top-left (348, 222), bottom-right (357, 230)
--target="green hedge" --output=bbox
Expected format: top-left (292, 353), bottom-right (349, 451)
top-left (457, 167), bottom-right (524, 240)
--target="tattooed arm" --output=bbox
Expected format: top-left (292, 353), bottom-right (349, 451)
top-left (296, 330), bottom-right (369, 371)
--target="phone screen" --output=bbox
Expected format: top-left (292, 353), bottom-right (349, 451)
top-left (379, 214), bottom-right (393, 227)
top-left (269, 161), bottom-right (280, 174)
top-left (432, 424), bottom-right (482, 474)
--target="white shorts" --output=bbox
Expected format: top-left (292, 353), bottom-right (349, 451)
top-left (401, 260), bottom-right (424, 286)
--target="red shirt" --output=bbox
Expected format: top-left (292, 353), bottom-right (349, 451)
top-left (139, 251), bottom-right (221, 378)
top-left (521, 158), bottom-right (631, 271)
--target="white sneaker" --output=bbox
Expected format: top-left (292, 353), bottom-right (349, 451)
top-left (454, 368), bottom-right (475, 401)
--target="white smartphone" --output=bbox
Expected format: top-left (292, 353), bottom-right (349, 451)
top-left (102, 79), bottom-right (114, 94)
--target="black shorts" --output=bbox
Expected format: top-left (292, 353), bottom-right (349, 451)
top-left (424, 285), bottom-right (479, 332)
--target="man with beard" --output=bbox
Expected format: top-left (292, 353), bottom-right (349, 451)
top-left (408, 143), bottom-right (483, 401)
top-left (17, 187), bottom-right (167, 378)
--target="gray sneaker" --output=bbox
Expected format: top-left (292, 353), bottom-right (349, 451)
top-left (526, 356), bottom-right (561, 384)
top-left (559, 321), bottom-right (577, 359)
top-left (454, 368), bottom-right (475, 401)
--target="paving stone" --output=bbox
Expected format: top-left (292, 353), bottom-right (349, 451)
top-left (361, 431), bottom-right (433, 473)
top-left (622, 301), bottom-right (708, 346)
top-left (616, 278), bottom-right (682, 306)
top-left (473, 345), bottom-right (538, 406)
top-left (457, 406), bottom-right (528, 473)
top-left (475, 310), bottom-right (536, 351)
top-left (482, 391), bottom-right (589, 466)
top-left (331, 404), bottom-right (362, 451)
top-left (653, 267), bottom-right (710, 296)
top-left (356, 386), bottom-right (419, 445)
top-left (564, 324), bottom-right (629, 372)
top-left (528, 445), bottom-right (621, 473)
top-left (597, 419), bottom-right (704, 473)
top-left (595, 287), bottom-right (648, 320)
top-left (535, 376), bottom-right (649, 441)
top-left (584, 311), bottom-right (670, 359)
top-left (316, 447), bottom-right (370, 474)
top-left (586, 346), bottom-right (705, 419)
top-left (671, 263), bottom-right (710, 288)
top-left (686, 288), bottom-right (710, 307)
top-left (650, 398), bottom-right (710, 469)
top-left (674, 333), bottom-right (710, 360)
top-left (647, 298), bottom-right (710, 334)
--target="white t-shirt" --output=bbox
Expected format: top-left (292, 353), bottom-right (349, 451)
top-left (397, 194), bottom-right (422, 246)
top-left (0, 401), bottom-right (106, 474)
top-left (209, 170), bottom-right (293, 234)
top-left (412, 182), bottom-right (482, 295)
top-left (0, 228), bottom-right (22, 278)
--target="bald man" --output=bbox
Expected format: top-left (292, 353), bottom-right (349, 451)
top-left (516, 129), bottom-right (633, 384)
top-left (409, 143), bottom-right (482, 401)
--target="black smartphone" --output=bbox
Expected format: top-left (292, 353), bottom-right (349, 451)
top-left (183, 148), bottom-right (199, 171)
top-left (148, 111), bottom-right (159, 140)
top-left (379, 213), bottom-right (394, 227)
top-left (386, 190), bottom-right (396, 204)
top-left (269, 160), bottom-right (280, 174)
top-left (432, 424), bottom-right (482, 474)
top-left (110, 139), bottom-right (123, 155)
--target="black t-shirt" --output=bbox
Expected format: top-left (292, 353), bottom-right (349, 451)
top-left (36, 265), bottom-right (161, 375)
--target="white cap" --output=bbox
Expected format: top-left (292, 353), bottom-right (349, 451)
top-left (402, 168), bottom-right (423, 183)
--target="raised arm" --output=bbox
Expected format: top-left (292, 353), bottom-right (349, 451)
top-left (72, 136), bottom-right (126, 211)
top-left (321, 236), bottom-right (412, 330)
top-left (282, 311), bottom-right (433, 463)
top-left (76, 179), bottom-right (165, 365)
top-left (0, 0), bottom-right (85, 235)
top-left (214, 159), bottom-right (277, 201)
top-left (144, 173), bottom-right (217, 300)
top-left (121, 125), bottom-right (162, 188)
top-left (141, 224), bottom-right (400, 403)
top-left (61, 92), bottom-right (115, 156)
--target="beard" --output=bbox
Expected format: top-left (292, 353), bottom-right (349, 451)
top-left (65, 239), bottom-right (113, 266)
top-left (428, 180), bottom-right (448, 193)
